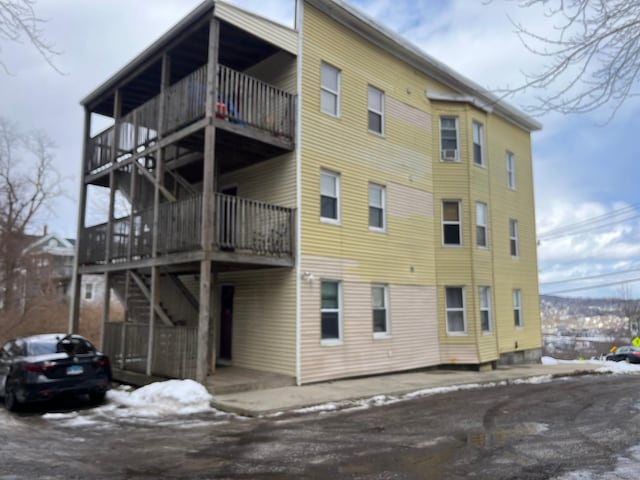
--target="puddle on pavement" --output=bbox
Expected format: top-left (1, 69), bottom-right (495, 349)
top-left (466, 422), bottom-right (548, 448)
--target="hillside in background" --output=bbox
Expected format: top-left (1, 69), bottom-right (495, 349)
top-left (540, 294), bottom-right (634, 359)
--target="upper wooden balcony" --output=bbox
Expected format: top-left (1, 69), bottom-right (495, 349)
top-left (78, 192), bottom-right (294, 269)
top-left (86, 64), bottom-right (296, 176)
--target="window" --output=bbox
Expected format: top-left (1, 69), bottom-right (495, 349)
top-left (440, 116), bottom-right (459, 161)
top-left (368, 86), bottom-right (384, 134)
top-left (476, 202), bottom-right (488, 248)
top-left (513, 289), bottom-right (522, 328)
top-left (509, 219), bottom-right (519, 257)
top-left (372, 285), bottom-right (389, 336)
top-left (506, 151), bottom-right (516, 189)
top-left (473, 121), bottom-right (484, 166)
top-left (442, 200), bottom-right (462, 245)
top-left (321, 281), bottom-right (341, 342)
top-left (320, 170), bottom-right (340, 222)
top-left (445, 287), bottom-right (466, 334)
top-left (368, 184), bottom-right (385, 231)
top-left (84, 283), bottom-right (93, 300)
top-left (321, 62), bottom-right (340, 117)
top-left (479, 286), bottom-right (492, 333)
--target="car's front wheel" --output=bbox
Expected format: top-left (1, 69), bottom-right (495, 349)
top-left (4, 380), bottom-right (20, 412)
top-left (88, 391), bottom-right (106, 404)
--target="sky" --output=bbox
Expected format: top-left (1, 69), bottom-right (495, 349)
top-left (1, 0), bottom-right (639, 299)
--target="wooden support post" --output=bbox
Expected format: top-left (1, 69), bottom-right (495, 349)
top-left (146, 266), bottom-right (158, 376)
top-left (103, 89), bottom-right (121, 334)
top-left (197, 17), bottom-right (220, 383)
top-left (100, 272), bottom-right (110, 351)
top-left (68, 109), bottom-right (91, 334)
top-left (146, 53), bottom-right (171, 376)
top-left (127, 112), bottom-right (138, 262)
top-left (209, 271), bottom-right (219, 373)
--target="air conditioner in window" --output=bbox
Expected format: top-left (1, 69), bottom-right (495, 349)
top-left (442, 149), bottom-right (458, 161)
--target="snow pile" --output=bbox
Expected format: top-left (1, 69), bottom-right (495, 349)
top-left (596, 361), bottom-right (640, 374)
top-left (542, 355), bottom-right (640, 375)
top-left (105, 379), bottom-right (215, 417)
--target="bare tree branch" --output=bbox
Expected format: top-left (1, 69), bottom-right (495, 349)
top-left (495, 0), bottom-right (640, 119)
top-left (0, 0), bottom-right (62, 74)
top-left (0, 116), bottom-right (62, 311)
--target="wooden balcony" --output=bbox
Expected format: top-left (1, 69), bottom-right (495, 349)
top-left (86, 64), bottom-right (296, 175)
top-left (78, 193), bottom-right (294, 267)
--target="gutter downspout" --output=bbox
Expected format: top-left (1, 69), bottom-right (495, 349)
top-left (295, 0), bottom-right (304, 386)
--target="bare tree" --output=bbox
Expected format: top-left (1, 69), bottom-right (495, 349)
top-left (498, 0), bottom-right (640, 118)
top-left (0, 0), bottom-right (61, 74)
top-left (0, 116), bottom-right (63, 311)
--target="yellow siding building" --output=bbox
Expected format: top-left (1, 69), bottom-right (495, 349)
top-left (74, 0), bottom-right (541, 387)
top-left (297, 0), bottom-right (541, 383)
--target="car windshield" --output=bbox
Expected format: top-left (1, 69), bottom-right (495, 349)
top-left (27, 339), bottom-right (59, 356)
top-left (27, 337), bottom-right (95, 356)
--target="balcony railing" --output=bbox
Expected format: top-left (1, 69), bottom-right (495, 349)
top-left (79, 193), bottom-right (294, 265)
top-left (86, 64), bottom-right (296, 174)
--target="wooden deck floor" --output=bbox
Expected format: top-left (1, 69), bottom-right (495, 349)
top-left (205, 366), bottom-right (296, 395)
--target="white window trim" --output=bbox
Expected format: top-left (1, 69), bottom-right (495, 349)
top-left (84, 283), bottom-right (93, 301)
top-left (367, 85), bottom-right (384, 136)
top-left (509, 219), bottom-right (519, 258)
top-left (368, 183), bottom-right (386, 232)
top-left (321, 280), bottom-right (343, 346)
top-left (320, 169), bottom-right (341, 225)
top-left (442, 200), bottom-right (463, 247)
top-left (506, 151), bottom-right (516, 190)
top-left (372, 284), bottom-right (391, 339)
top-left (320, 62), bottom-right (341, 118)
top-left (473, 121), bottom-right (485, 167)
top-left (476, 202), bottom-right (488, 249)
top-left (445, 286), bottom-right (467, 336)
top-left (440, 116), bottom-right (459, 162)
top-left (513, 289), bottom-right (523, 329)
top-left (479, 286), bottom-right (492, 334)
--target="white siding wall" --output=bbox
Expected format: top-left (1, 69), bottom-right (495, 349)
top-left (300, 255), bottom-right (439, 383)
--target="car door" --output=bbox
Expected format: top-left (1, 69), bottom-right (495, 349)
top-left (617, 347), bottom-right (630, 361)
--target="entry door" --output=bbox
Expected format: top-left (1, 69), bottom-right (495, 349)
top-left (220, 186), bottom-right (237, 249)
top-left (219, 285), bottom-right (234, 363)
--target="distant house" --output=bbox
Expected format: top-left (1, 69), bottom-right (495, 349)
top-left (0, 232), bottom-right (109, 312)
top-left (71, 0), bottom-right (542, 386)
top-left (19, 233), bottom-right (75, 306)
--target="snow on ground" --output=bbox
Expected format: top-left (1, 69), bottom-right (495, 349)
top-left (43, 379), bottom-right (232, 427)
top-left (291, 379), bottom-right (556, 416)
top-left (552, 444), bottom-right (640, 479)
top-left (105, 379), bottom-right (214, 416)
top-left (43, 356), bottom-right (640, 423)
top-left (542, 355), bottom-right (640, 374)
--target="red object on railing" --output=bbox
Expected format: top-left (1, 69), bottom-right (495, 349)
top-left (215, 102), bottom-right (226, 119)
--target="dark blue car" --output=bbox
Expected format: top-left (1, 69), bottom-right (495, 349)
top-left (605, 345), bottom-right (640, 364)
top-left (0, 333), bottom-right (111, 411)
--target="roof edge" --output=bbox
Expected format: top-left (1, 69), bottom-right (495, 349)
top-left (306, 0), bottom-right (542, 132)
top-left (80, 0), bottom-right (215, 108)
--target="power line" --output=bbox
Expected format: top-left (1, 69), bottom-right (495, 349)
top-left (538, 203), bottom-right (640, 240)
top-left (538, 202), bottom-right (640, 239)
top-left (539, 213), bottom-right (640, 241)
top-left (542, 277), bottom-right (640, 295)
top-left (539, 267), bottom-right (640, 286)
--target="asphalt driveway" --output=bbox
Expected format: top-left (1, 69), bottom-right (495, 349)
top-left (1, 373), bottom-right (639, 479)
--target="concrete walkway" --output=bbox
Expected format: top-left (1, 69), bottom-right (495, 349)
top-left (211, 362), bottom-right (603, 416)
